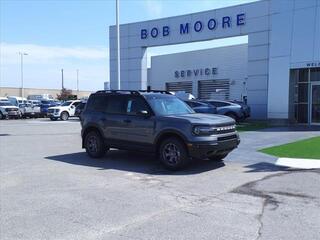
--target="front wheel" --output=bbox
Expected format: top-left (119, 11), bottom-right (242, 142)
top-left (159, 137), bottom-right (189, 170)
top-left (208, 153), bottom-right (228, 162)
top-left (60, 111), bottom-right (69, 121)
top-left (84, 131), bottom-right (107, 158)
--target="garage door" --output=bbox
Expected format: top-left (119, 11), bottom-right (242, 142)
top-left (166, 81), bottom-right (193, 93)
top-left (198, 79), bottom-right (230, 100)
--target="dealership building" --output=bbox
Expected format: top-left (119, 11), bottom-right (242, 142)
top-left (109, 0), bottom-right (320, 124)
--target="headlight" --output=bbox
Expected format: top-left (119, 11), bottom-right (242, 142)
top-left (193, 126), bottom-right (215, 136)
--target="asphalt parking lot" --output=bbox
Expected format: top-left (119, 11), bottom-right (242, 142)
top-left (1, 119), bottom-right (320, 240)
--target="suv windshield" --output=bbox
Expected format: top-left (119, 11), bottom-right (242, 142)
top-left (61, 101), bottom-right (72, 106)
top-left (0, 101), bottom-right (14, 106)
top-left (145, 95), bottom-right (194, 116)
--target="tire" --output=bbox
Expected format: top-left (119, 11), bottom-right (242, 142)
top-left (60, 111), bottom-right (69, 121)
top-left (84, 131), bottom-right (106, 158)
top-left (159, 137), bottom-right (189, 170)
top-left (0, 112), bottom-right (4, 120)
top-left (208, 153), bottom-right (228, 162)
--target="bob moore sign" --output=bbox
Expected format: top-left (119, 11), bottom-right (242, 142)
top-left (175, 67), bottom-right (218, 78)
top-left (141, 13), bottom-right (245, 39)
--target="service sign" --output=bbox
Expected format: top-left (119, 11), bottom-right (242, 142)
top-left (174, 67), bottom-right (218, 78)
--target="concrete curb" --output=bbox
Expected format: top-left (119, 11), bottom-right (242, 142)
top-left (275, 157), bottom-right (320, 169)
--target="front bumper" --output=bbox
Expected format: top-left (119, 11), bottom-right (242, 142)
top-left (7, 111), bottom-right (19, 117)
top-left (47, 111), bottom-right (60, 117)
top-left (188, 134), bottom-right (240, 159)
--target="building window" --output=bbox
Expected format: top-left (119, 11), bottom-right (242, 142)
top-left (290, 68), bottom-right (320, 124)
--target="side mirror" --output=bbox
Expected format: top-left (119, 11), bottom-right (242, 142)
top-left (137, 110), bottom-right (149, 117)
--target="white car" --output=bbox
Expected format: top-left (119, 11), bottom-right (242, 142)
top-left (47, 100), bottom-right (81, 121)
top-left (0, 101), bottom-right (20, 119)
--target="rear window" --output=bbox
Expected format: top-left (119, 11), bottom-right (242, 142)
top-left (87, 95), bottom-right (127, 114)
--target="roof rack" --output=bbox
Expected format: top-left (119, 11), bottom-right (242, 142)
top-left (95, 90), bottom-right (172, 95)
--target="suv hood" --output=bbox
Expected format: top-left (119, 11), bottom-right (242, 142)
top-left (48, 106), bottom-right (68, 110)
top-left (163, 113), bottom-right (235, 125)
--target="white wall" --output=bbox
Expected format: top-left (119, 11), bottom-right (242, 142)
top-left (110, 0), bottom-right (270, 119)
top-left (149, 44), bottom-right (248, 100)
top-left (267, 0), bottom-right (320, 119)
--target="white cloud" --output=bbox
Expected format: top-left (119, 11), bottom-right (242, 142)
top-left (0, 42), bottom-right (108, 64)
top-left (0, 42), bottom-right (109, 91)
top-left (143, 0), bottom-right (163, 18)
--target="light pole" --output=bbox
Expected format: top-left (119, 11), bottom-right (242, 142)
top-left (19, 52), bottom-right (28, 98)
top-left (76, 69), bottom-right (79, 96)
top-left (116, 0), bottom-right (121, 90)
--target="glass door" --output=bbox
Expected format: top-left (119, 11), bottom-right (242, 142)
top-left (311, 83), bottom-right (320, 124)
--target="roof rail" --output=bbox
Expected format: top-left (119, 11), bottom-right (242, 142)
top-left (95, 90), bottom-right (172, 95)
top-left (95, 90), bottom-right (140, 95)
top-left (139, 90), bottom-right (172, 94)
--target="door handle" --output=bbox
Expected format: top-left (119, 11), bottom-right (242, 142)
top-left (123, 119), bottom-right (131, 123)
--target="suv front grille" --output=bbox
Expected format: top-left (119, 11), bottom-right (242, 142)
top-left (214, 125), bottom-right (236, 134)
top-left (47, 109), bottom-right (54, 113)
top-left (5, 108), bottom-right (18, 112)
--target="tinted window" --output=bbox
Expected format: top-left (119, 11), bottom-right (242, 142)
top-left (86, 95), bottom-right (107, 111)
top-left (105, 95), bottom-right (127, 114)
top-left (126, 97), bottom-right (149, 115)
top-left (72, 101), bottom-right (80, 107)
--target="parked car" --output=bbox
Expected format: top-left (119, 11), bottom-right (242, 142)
top-left (40, 100), bottom-right (59, 117)
top-left (0, 101), bottom-right (20, 119)
top-left (18, 103), bottom-right (40, 118)
top-left (81, 90), bottom-right (240, 170)
top-left (47, 100), bottom-right (81, 121)
top-left (75, 101), bottom-right (86, 118)
top-left (185, 100), bottom-right (217, 114)
top-left (27, 94), bottom-right (53, 101)
top-left (28, 100), bottom-right (41, 106)
top-left (203, 99), bottom-right (251, 121)
top-left (7, 96), bottom-right (28, 106)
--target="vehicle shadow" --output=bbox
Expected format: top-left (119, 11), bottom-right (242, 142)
top-left (45, 150), bottom-right (225, 175)
top-left (244, 162), bottom-right (290, 173)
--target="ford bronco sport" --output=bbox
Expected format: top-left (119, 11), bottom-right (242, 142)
top-left (81, 90), bottom-right (240, 170)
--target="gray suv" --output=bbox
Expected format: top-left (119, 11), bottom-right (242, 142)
top-left (81, 90), bottom-right (240, 170)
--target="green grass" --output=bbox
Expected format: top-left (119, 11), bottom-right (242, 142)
top-left (259, 136), bottom-right (320, 159)
top-left (236, 121), bottom-right (269, 132)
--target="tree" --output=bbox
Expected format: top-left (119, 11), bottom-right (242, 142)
top-left (57, 88), bottom-right (76, 101)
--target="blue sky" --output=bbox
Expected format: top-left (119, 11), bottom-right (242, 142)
top-left (0, 0), bottom-right (257, 91)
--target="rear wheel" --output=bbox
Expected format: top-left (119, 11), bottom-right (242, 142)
top-left (84, 131), bottom-right (107, 158)
top-left (208, 153), bottom-right (228, 162)
top-left (159, 137), bottom-right (189, 170)
top-left (60, 111), bottom-right (69, 121)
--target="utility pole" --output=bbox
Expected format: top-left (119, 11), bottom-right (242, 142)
top-left (61, 69), bottom-right (64, 89)
top-left (116, 0), bottom-right (121, 90)
top-left (19, 52), bottom-right (28, 98)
